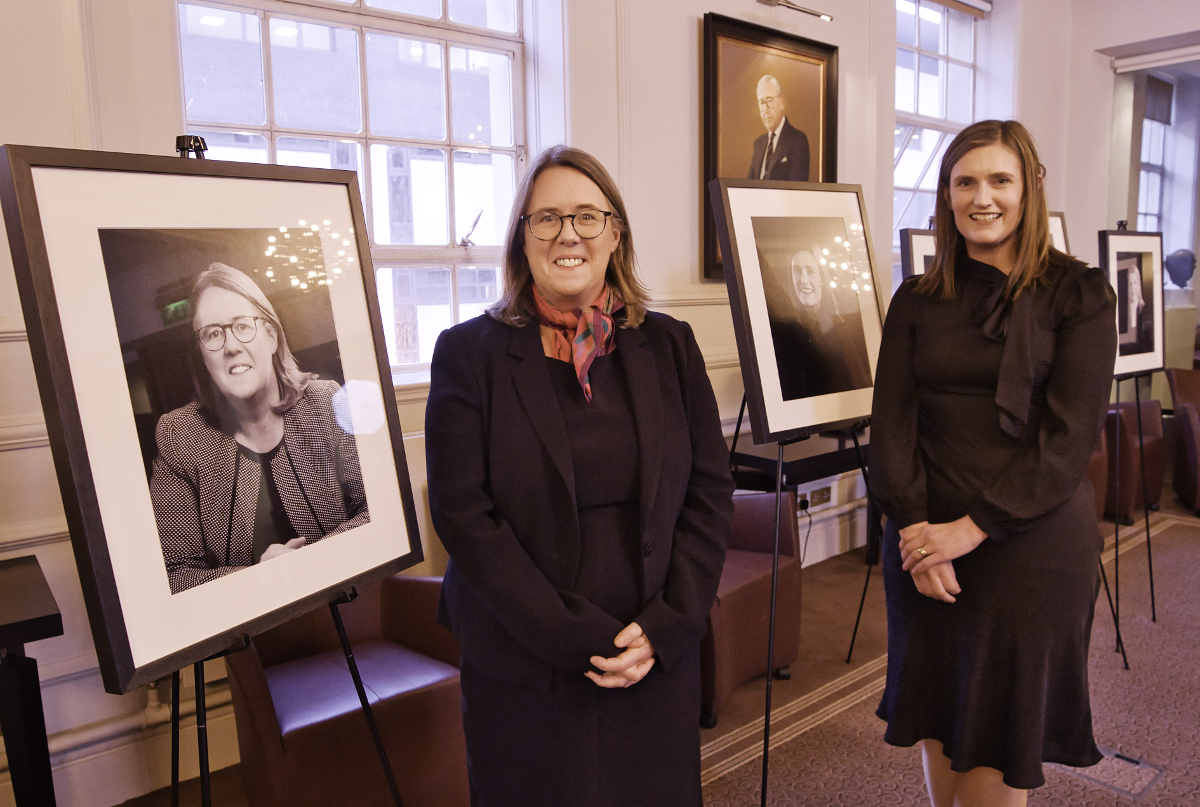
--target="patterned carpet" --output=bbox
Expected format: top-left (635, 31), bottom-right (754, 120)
top-left (701, 509), bottom-right (1200, 806)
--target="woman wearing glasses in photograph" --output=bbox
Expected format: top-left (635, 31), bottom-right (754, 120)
top-left (151, 263), bottom-right (368, 595)
top-left (871, 119), bottom-right (1116, 806)
top-left (425, 145), bottom-right (734, 806)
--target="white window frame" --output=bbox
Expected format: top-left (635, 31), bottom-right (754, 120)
top-left (176, 0), bottom-right (526, 379)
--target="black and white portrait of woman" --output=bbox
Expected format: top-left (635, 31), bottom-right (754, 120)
top-left (98, 229), bottom-right (369, 595)
top-left (753, 217), bottom-right (873, 401)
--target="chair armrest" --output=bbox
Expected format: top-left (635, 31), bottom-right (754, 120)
top-left (381, 575), bottom-right (461, 668)
top-left (729, 491), bottom-right (798, 557)
top-left (224, 642), bottom-right (284, 747)
top-left (1141, 399), bottom-right (1164, 438)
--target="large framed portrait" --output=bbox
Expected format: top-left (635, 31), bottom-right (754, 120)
top-left (1048, 211), bottom-right (1070, 253)
top-left (1100, 229), bottom-right (1164, 377)
top-left (703, 13), bottom-right (838, 280)
top-left (0, 145), bottom-right (421, 693)
top-left (899, 228), bottom-right (936, 278)
top-left (709, 178), bottom-right (884, 444)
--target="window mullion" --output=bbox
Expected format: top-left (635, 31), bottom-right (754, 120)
top-left (261, 10), bottom-right (278, 156)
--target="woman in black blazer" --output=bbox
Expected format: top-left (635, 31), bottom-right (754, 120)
top-left (426, 146), bottom-right (734, 806)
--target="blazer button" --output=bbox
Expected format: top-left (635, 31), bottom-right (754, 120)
top-left (643, 541), bottom-right (655, 557)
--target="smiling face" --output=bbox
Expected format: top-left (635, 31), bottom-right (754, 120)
top-left (791, 249), bottom-right (823, 309)
top-left (193, 286), bottom-right (279, 407)
top-left (946, 142), bottom-right (1025, 266)
top-left (757, 76), bottom-right (785, 133)
top-left (522, 165), bottom-right (621, 311)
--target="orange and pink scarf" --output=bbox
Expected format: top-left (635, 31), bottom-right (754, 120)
top-left (533, 284), bottom-right (624, 402)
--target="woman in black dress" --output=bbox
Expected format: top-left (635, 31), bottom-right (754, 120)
top-left (871, 120), bottom-right (1116, 806)
top-left (425, 145), bottom-right (734, 805)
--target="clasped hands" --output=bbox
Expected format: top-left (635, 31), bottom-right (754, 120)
top-left (898, 516), bottom-right (987, 603)
top-left (586, 621), bottom-right (655, 689)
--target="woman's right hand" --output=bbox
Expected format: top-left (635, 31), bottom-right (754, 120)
top-left (911, 561), bottom-right (961, 603)
top-left (260, 537), bottom-right (306, 562)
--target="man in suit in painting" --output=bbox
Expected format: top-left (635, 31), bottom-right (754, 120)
top-left (748, 75), bottom-right (811, 182)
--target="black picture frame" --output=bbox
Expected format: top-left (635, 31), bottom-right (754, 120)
top-left (703, 13), bottom-right (838, 280)
top-left (709, 178), bottom-right (884, 444)
top-left (899, 227), bottom-right (936, 278)
top-left (1100, 229), bottom-right (1165, 377)
top-left (0, 144), bottom-right (423, 693)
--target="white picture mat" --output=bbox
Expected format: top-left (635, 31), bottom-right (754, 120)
top-left (904, 231), bottom-right (935, 277)
top-left (1106, 232), bottom-right (1164, 377)
top-left (30, 166), bottom-right (410, 668)
top-left (726, 186), bottom-right (882, 434)
top-left (1048, 213), bottom-right (1068, 253)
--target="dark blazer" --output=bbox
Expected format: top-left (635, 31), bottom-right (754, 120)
top-left (151, 380), bottom-right (369, 594)
top-left (748, 118), bottom-right (811, 182)
top-left (425, 312), bottom-right (734, 693)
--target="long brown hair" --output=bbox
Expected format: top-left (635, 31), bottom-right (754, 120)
top-left (488, 145), bottom-right (649, 327)
top-left (190, 262), bottom-right (316, 417)
top-left (917, 119), bottom-right (1051, 300)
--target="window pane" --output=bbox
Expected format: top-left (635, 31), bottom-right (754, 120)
top-left (894, 124), bottom-right (913, 160)
top-left (452, 151), bottom-right (514, 246)
top-left (893, 190), bottom-right (913, 230)
top-left (179, 4), bottom-right (265, 126)
top-left (946, 62), bottom-right (972, 124)
top-left (896, 48), bottom-right (916, 114)
top-left (1137, 169), bottom-right (1150, 213)
top-left (918, 1), bottom-right (944, 55)
top-left (366, 0), bottom-right (441, 20)
top-left (449, 0), bottom-right (517, 33)
top-left (457, 265), bottom-right (501, 321)
top-left (918, 135), bottom-right (950, 190)
top-left (366, 33), bottom-right (446, 141)
top-left (918, 54), bottom-right (943, 118)
top-left (1145, 171), bottom-right (1161, 215)
top-left (897, 190), bottom-right (936, 232)
top-left (270, 18), bottom-right (362, 134)
top-left (947, 9), bottom-right (973, 62)
top-left (450, 48), bottom-right (514, 147)
top-left (1144, 118), bottom-right (1166, 165)
top-left (896, 0), bottom-right (917, 47)
top-left (376, 267), bottom-right (451, 365)
top-left (895, 127), bottom-right (940, 188)
top-left (277, 136), bottom-right (364, 192)
top-left (370, 145), bottom-right (448, 245)
top-left (190, 129), bottom-right (268, 162)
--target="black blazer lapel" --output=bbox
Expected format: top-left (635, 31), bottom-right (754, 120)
top-left (616, 326), bottom-right (664, 540)
top-left (508, 324), bottom-right (578, 503)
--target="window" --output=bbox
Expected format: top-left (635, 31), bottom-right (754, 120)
top-left (892, 0), bottom-right (979, 274)
top-left (1137, 77), bottom-right (1173, 235)
top-left (178, 0), bottom-right (522, 377)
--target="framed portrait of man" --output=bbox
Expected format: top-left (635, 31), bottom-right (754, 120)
top-left (0, 144), bottom-right (422, 693)
top-left (703, 13), bottom-right (838, 280)
top-left (1100, 229), bottom-right (1165, 377)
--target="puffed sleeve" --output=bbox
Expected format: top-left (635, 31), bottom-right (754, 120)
top-left (632, 321), bottom-right (734, 670)
top-left (870, 278), bottom-right (929, 528)
top-left (426, 326), bottom-right (626, 674)
top-left (968, 266), bottom-right (1117, 538)
top-left (151, 415), bottom-right (240, 594)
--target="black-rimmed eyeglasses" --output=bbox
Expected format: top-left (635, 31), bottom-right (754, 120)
top-left (195, 316), bottom-right (267, 351)
top-left (521, 210), bottom-right (614, 241)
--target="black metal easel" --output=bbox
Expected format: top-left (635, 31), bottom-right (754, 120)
top-left (839, 421), bottom-right (882, 664)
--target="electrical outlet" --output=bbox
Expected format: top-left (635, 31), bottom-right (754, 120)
top-left (808, 486), bottom-right (832, 506)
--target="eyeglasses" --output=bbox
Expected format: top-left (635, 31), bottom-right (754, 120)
top-left (195, 316), bottom-right (267, 351)
top-left (521, 209), bottom-right (614, 241)
top-left (758, 95), bottom-right (781, 109)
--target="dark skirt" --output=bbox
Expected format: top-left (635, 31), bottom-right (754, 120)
top-left (460, 646), bottom-right (703, 807)
top-left (876, 482), bottom-right (1105, 789)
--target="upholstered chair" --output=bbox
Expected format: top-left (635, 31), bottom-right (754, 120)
top-left (1103, 400), bottom-right (1165, 524)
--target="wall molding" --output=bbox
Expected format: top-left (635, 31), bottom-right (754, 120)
top-left (650, 295), bottom-right (731, 309)
top-left (0, 316), bottom-right (27, 343)
top-left (704, 349), bottom-right (741, 371)
top-left (0, 515), bottom-right (70, 552)
top-left (0, 416), bottom-right (49, 451)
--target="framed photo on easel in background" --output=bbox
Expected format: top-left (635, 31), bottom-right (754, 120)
top-left (1100, 229), bottom-right (1164, 377)
top-left (899, 228), bottom-right (936, 278)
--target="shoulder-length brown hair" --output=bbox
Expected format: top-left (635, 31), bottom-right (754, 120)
top-left (189, 262), bottom-right (316, 417)
top-left (917, 119), bottom-right (1052, 300)
top-left (488, 145), bottom-right (649, 327)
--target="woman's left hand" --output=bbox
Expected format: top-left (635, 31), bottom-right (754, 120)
top-left (586, 622), bottom-right (656, 688)
top-left (899, 516), bottom-right (987, 575)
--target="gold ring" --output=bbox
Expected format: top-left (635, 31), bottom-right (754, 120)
top-left (917, 547), bottom-right (928, 558)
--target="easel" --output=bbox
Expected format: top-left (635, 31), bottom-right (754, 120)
top-left (166, 134), bottom-right (405, 807)
top-left (728, 400), bottom-right (877, 807)
top-left (167, 592), bottom-right (405, 807)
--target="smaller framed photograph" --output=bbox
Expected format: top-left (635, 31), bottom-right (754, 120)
top-left (1100, 229), bottom-right (1164, 377)
top-left (1048, 211), bottom-right (1070, 253)
top-left (899, 228), bottom-right (936, 278)
top-left (709, 178), bottom-right (884, 444)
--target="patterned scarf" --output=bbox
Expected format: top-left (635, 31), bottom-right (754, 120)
top-left (533, 284), bottom-right (624, 402)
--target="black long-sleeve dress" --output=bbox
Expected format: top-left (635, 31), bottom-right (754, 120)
top-left (870, 249), bottom-right (1117, 789)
